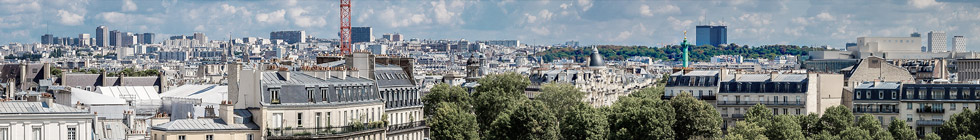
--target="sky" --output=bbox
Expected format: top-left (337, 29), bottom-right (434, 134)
top-left (2, 0), bottom-right (980, 50)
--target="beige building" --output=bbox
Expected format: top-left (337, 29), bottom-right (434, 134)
top-left (0, 101), bottom-right (96, 140)
top-left (714, 73), bottom-right (843, 129)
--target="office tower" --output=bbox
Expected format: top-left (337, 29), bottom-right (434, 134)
top-left (270, 31), bottom-right (306, 44)
top-left (911, 32), bottom-right (921, 37)
top-left (351, 27), bottom-right (373, 43)
top-left (110, 30), bottom-right (122, 46)
top-left (41, 34), bottom-right (54, 44)
top-left (142, 33), bottom-right (154, 44)
top-left (121, 32), bottom-right (136, 47)
top-left (695, 25), bottom-right (727, 47)
top-left (97, 26), bottom-right (109, 47)
top-left (953, 36), bottom-right (966, 53)
top-left (382, 33), bottom-right (392, 41)
top-left (78, 34), bottom-right (90, 46)
top-left (392, 33), bottom-right (403, 42)
top-left (193, 32), bottom-right (207, 44)
top-left (928, 31), bottom-right (947, 53)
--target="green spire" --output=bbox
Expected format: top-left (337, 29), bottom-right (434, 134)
top-left (682, 31), bottom-right (690, 68)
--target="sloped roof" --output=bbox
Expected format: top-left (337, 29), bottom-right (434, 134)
top-left (0, 101), bottom-right (88, 114)
top-left (151, 118), bottom-right (258, 131)
top-left (71, 89), bottom-right (127, 105)
top-left (97, 86), bottom-right (160, 101)
top-left (160, 84), bottom-right (227, 104)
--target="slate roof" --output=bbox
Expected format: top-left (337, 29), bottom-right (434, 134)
top-left (0, 101), bottom-right (89, 114)
top-left (374, 64), bottom-right (414, 88)
top-left (855, 82), bottom-right (902, 89)
top-left (151, 118), bottom-right (258, 131)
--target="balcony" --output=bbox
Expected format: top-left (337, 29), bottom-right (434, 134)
top-left (267, 122), bottom-right (386, 139)
top-left (916, 108), bottom-right (946, 113)
top-left (916, 120), bottom-right (945, 126)
top-left (731, 114), bottom-right (746, 118)
top-left (662, 95), bottom-right (717, 100)
top-left (388, 121), bottom-right (427, 133)
top-left (853, 109), bottom-right (900, 114)
top-left (717, 101), bottom-right (805, 106)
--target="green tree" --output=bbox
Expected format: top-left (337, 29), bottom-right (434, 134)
top-left (669, 92), bottom-right (722, 139)
top-left (428, 102), bottom-right (479, 140)
top-left (840, 127), bottom-right (871, 140)
top-left (956, 135), bottom-right (978, 140)
top-left (765, 115), bottom-right (805, 140)
top-left (938, 109), bottom-right (978, 140)
top-left (487, 100), bottom-right (559, 140)
top-left (820, 105), bottom-right (854, 134)
top-left (536, 83), bottom-right (586, 119)
top-left (724, 121), bottom-right (768, 140)
top-left (628, 86), bottom-right (663, 99)
top-left (889, 119), bottom-right (917, 140)
top-left (51, 68), bottom-right (63, 78)
top-left (855, 114), bottom-right (892, 139)
top-left (798, 113), bottom-right (822, 137)
top-left (472, 73), bottom-right (530, 132)
top-left (560, 103), bottom-right (608, 140)
top-left (812, 131), bottom-right (840, 140)
top-left (422, 83), bottom-right (471, 116)
top-left (925, 133), bottom-right (942, 140)
top-left (608, 95), bottom-right (674, 139)
top-left (746, 104), bottom-right (773, 125)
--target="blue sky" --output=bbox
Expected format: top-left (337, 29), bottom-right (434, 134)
top-left (2, 0), bottom-right (979, 50)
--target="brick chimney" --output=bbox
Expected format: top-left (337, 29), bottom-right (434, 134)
top-left (219, 100), bottom-right (236, 124)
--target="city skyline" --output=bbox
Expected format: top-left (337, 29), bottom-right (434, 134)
top-left (1, 0), bottom-right (979, 50)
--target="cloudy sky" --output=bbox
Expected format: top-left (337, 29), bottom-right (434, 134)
top-left (2, 0), bottom-right (979, 50)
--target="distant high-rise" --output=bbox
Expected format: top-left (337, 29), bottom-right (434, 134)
top-left (110, 30), bottom-right (122, 47)
top-left (392, 33), bottom-right (403, 42)
top-left (911, 32), bottom-right (921, 37)
top-left (928, 31), bottom-right (947, 53)
top-left (78, 34), bottom-right (91, 46)
top-left (695, 25), bottom-right (727, 47)
top-left (142, 33), bottom-right (154, 44)
top-left (351, 27), bottom-right (373, 43)
top-left (41, 34), bottom-right (54, 44)
top-left (953, 36), bottom-right (966, 52)
top-left (270, 31), bottom-right (306, 44)
top-left (194, 32), bottom-right (207, 44)
top-left (382, 33), bottom-right (393, 41)
top-left (96, 26), bottom-right (109, 47)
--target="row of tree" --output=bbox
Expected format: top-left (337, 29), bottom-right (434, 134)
top-left (535, 44), bottom-right (832, 63)
top-left (424, 73), bottom-right (980, 140)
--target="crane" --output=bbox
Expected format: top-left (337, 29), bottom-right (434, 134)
top-left (339, 0), bottom-right (352, 55)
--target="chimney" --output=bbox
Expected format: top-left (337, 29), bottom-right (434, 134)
top-left (42, 63), bottom-right (51, 79)
top-left (769, 71), bottom-right (778, 80)
top-left (101, 69), bottom-right (109, 86)
top-left (278, 71), bottom-right (290, 81)
top-left (227, 63), bottom-right (240, 106)
top-left (158, 71), bottom-right (166, 93)
top-left (118, 72), bottom-right (125, 86)
top-left (219, 101), bottom-right (236, 124)
top-left (19, 63), bottom-right (26, 90)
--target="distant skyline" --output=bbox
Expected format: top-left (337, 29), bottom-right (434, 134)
top-left (1, 0), bottom-right (979, 50)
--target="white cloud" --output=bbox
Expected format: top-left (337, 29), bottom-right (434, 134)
top-left (640, 5), bottom-right (653, 16)
top-left (56, 10), bottom-right (84, 25)
top-left (530, 27), bottom-right (550, 35)
top-left (431, 0), bottom-right (457, 24)
top-left (256, 9), bottom-right (286, 24)
top-left (641, 4), bottom-right (680, 16)
top-left (610, 31), bottom-right (632, 41)
top-left (288, 8), bottom-right (327, 27)
top-left (909, 0), bottom-right (941, 9)
top-left (525, 10), bottom-right (553, 24)
top-left (738, 13), bottom-right (772, 26)
top-left (1, 1), bottom-right (39, 13)
top-left (577, 0), bottom-right (592, 11)
top-left (667, 16), bottom-right (693, 29)
top-left (123, 0), bottom-right (138, 11)
top-left (194, 25), bottom-right (205, 31)
top-left (792, 17), bottom-right (808, 25)
top-left (815, 12), bottom-right (835, 21)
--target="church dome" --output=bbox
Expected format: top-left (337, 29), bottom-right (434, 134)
top-left (588, 47), bottom-right (605, 67)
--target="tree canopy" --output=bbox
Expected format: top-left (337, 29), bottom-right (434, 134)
top-left (422, 83), bottom-right (471, 116)
top-left (670, 91), bottom-right (722, 139)
top-left (607, 94), bottom-right (675, 139)
top-left (428, 102), bottom-right (480, 140)
top-left (487, 100), bottom-right (560, 140)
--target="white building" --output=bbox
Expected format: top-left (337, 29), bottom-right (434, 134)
top-left (0, 101), bottom-right (96, 140)
top-left (953, 36), bottom-right (966, 53)
top-left (855, 37), bottom-right (923, 53)
top-left (928, 31), bottom-right (947, 53)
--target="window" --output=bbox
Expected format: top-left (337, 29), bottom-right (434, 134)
top-left (907, 114), bottom-right (912, 122)
top-left (0, 127), bottom-right (7, 140)
top-left (298, 113), bottom-right (303, 127)
top-left (908, 103), bottom-right (913, 110)
top-left (783, 96), bottom-right (788, 104)
top-left (796, 109), bottom-right (801, 114)
top-left (247, 134), bottom-right (253, 140)
top-left (952, 88), bottom-right (959, 99)
top-left (270, 89), bottom-right (280, 104)
top-left (178, 135), bottom-right (186, 140)
top-left (67, 127), bottom-right (76, 140)
top-left (952, 103), bottom-right (957, 110)
top-left (32, 127), bottom-right (41, 140)
top-left (878, 91), bottom-right (884, 99)
top-left (783, 108), bottom-right (789, 115)
top-left (327, 112), bottom-right (332, 127)
top-left (905, 90), bottom-right (911, 99)
top-left (892, 91), bottom-right (898, 99)
top-left (316, 112), bottom-right (322, 128)
top-left (308, 88), bottom-right (315, 102)
top-left (272, 113), bottom-right (283, 129)
top-left (322, 89), bottom-right (329, 102)
top-left (796, 96), bottom-right (801, 104)
top-left (206, 135), bottom-right (214, 140)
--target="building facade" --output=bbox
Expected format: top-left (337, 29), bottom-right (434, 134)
top-left (352, 27), bottom-right (373, 43)
top-left (958, 59), bottom-right (980, 82)
top-left (852, 82), bottom-right (901, 128)
top-left (899, 83), bottom-right (980, 136)
top-left (270, 31), bottom-right (306, 44)
top-left (696, 25), bottom-right (727, 47)
top-left (97, 26), bottom-right (108, 47)
top-left (0, 101), bottom-right (96, 140)
top-left (928, 31), bottom-right (947, 53)
top-left (952, 36), bottom-right (965, 53)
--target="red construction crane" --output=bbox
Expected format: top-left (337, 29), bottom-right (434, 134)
top-left (339, 0), bottom-right (352, 55)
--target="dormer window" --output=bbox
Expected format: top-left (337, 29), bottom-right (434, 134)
top-left (270, 89), bottom-right (280, 104)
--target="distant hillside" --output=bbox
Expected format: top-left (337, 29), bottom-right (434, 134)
top-left (535, 45), bottom-right (834, 63)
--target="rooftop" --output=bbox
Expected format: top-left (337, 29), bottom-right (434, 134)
top-left (0, 101), bottom-right (89, 114)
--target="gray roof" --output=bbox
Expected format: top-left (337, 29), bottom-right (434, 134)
top-left (771, 74), bottom-right (808, 82)
top-left (71, 89), bottom-right (127, 105)
top-left (375, 65), bottom-right (414, 88)
top-left (0, 101), bottom-right (89, 114)
top-left (588, 47), bottom-right (605, 67)
top-left (855, 82), bottom-right (902, 89)
top-left (261, 71), bottom-right (374, 86)
top-left (151, 118), bottom-right (258, 131)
